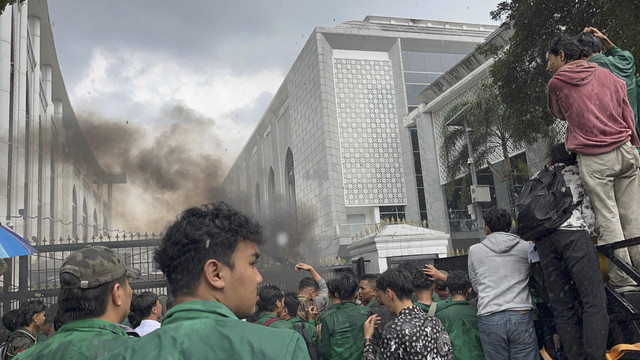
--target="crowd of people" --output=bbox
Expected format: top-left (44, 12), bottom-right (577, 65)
top-left (0, 27), bottom-right (637, 359)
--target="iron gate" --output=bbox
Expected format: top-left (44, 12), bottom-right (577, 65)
top-left (0, 236), bottom-right (167, 315)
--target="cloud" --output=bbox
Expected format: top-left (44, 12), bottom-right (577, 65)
top-left (74, 48), bottom-right (282, 115)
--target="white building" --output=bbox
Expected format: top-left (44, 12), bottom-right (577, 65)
top-left (222, 16), bottom-right (497, 261)
top-left (0, 1), bottom-right (124, 244)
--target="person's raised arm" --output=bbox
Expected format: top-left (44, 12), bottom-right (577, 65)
top-left (295, 263), bottom-right (322, 282)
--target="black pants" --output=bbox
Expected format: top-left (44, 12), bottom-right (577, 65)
top-left (536, 229), bottom-right (609, 360)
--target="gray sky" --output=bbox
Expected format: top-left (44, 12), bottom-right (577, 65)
top-left (47, 0), bottom-right (502, 232)
top-left (49, 0), bottom-right (501, 153)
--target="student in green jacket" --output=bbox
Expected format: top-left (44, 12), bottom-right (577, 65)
top-left (15, 246), bottom-right (140, 360)
top-left (580, 28), bottom-right (640, 142)
top-left (318, 275), bottom-right (370, 360)
top-left (358, 274), bottom-right (379, 308)
top-left (436, 270), bottom-right (484, 360)
top-left (105, 202), bottom-right (310, 360)
top-left (5, 300), bottom-right (46, 359)
top-left (396, 262), bottom-right (450, 315)
top-left (283, 292), bottom-right (319, 344)
top-left (254, 284), bottom-right (295, 329)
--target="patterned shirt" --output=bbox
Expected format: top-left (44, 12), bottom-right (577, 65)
top-left (533, 163), bottom-right (595, 232)
top-left (364, 305), bottom-right (453, 360)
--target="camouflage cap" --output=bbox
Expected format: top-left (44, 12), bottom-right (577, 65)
top-left (60, 246), bottom-right (141, 289)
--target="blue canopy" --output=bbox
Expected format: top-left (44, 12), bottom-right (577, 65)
top-left (0, 224), bottom-right (38, 258)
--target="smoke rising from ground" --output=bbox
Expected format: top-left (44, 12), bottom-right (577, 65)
top-left (79, 104), bottom-right (228, 233)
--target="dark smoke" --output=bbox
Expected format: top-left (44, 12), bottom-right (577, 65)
top-left (78, 104), bottom-right (227, 233)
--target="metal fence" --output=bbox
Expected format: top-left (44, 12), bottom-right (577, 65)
top-left (0, 237), bottom-right (167, 315)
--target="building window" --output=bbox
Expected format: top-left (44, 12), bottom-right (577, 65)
top-left (401, 51), bottom-right (468, 113)
top-left (285, 148), bottom-right (297, 220)
top-left (93, 209), bottom-right (98, 238)
top-left (72, 187), bottom-right (78, 239)
top-left (268, 167), bottom-right (275, 212)
top-left (409, 126), bottom-right (428, 222)
top-left (103, 215), bottom-right (109, 237)
top-left (82, 199), bottom-right (88, 241)
top-left (379, 206), bottom-right (406, 222)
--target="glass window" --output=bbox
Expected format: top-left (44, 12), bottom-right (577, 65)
top-left (404, 72), bottom-right (442, 84)
top-left (347, 214), bottom-right (366, 224)
top-left (405, 84), bottom-right (429, 106)
top-left (379, 206), bottom-right (406, 222)
top-left (404, 51), bottom-right (426, 72)
top-left (439, 53), bottom-right (460, 71)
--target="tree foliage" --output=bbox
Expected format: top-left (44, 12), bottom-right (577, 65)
top-left (485, 0), bottom-right (640, 143)
top-left (0, 0), bottom-right (24, 15)
top-left (440, 82), bottom-right (520, 214)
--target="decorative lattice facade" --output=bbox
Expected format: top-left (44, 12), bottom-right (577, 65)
top-left (333, 57), bottom-right (407, 206)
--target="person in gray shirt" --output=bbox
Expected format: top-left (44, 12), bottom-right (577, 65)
top-left (468, 207), bottom-right (537, 360)
top-left (295, 263), bottom-right (330, 313)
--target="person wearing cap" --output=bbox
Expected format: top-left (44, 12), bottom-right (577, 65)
top-left (14, 246), bottom-right (140, 360)
top-left (105, 202), bottom-right (310, 360)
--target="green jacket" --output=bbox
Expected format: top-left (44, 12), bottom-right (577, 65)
top-left (414, 298), bottom-right (452, 315)
top-left (435, 300), bottom-right (484, 360)
top-left (364, 298), bottom-right (378, 308)
top-left (318, 302), bottom-right (369, 360)
top-left (590, 45), bottom-right (639, 139)
top-left (13, 319), bottom-right (131, 360)
top-left (287, 317), bottom-right (319, 344)
top-left (5, 328), bottom-right (37, 359)
top-left (104, 300), bottom-right (310, 360)
top-left (255, 313), bottom-right (295, 329)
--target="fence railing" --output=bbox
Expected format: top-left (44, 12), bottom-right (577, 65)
top-left (0, 237), bottom-right (166, 315)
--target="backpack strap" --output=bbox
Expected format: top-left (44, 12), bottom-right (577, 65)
top-left (262, 318), bottom-right (279, 327)
top-left (428, 302), bottom-right (437, 316)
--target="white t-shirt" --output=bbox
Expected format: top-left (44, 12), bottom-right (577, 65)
top-left (135, 319), bottom-right (161, 336)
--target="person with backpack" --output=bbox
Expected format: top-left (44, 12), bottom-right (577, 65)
top-left (282, 292), bottom-right (319, 360)
top-left (527, 144), bottom-right (608, 360)
top-left (254, 284), bottom-right (295, 329)
top-left (3, 300), bottom-right (46, 360)
top-left (547, 35), bottom-right (640, 292)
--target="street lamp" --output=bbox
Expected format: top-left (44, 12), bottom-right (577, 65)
top-left (445, 105), bottom-right (487, 238)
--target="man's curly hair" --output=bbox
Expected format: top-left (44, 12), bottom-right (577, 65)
top-left (155, 202), bottom-right (263, 298)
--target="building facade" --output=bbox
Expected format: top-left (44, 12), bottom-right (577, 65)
top-left (0, 1), bottom-right (124, 244)
top-left (409, 26), bottom-right (562, 249)
top-left (222, 16), bottom-right (497, 259)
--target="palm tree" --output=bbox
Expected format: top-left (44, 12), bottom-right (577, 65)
top-left (440, 81), bottom-right (520, 216)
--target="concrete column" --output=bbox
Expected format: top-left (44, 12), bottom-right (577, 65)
top-left (15, 3), bottom-right (28, 238)
top-left (27, 16), bottom-right (41, 242)
top-left (0, 9), bottom-right (12, 219)
top-left (41, 65), bottom-right (51, 108)
top-left (53, 99), bottom-right (63, 121)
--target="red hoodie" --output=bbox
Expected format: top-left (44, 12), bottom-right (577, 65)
top-left (547, 60), bottom-right (639, 155)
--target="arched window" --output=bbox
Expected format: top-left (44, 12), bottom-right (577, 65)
top-left (268, 167), bottom-right (275, 212)
top-left (93, 209), bottom-right (99, 238)
top-left (72, 187), bottom-right (78, 239)
top-left (285, 148), bottom-right (297, 219)
top-left (82, 199), bottom-right (88, 241)
top-left (103, 215), bottom-right (109, 237)
top-left (254, 183), bottom-right (261, 216)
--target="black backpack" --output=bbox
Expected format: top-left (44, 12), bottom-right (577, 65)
top-left (292, 322), bottom-right (319, 360)
top-left (515, 165), bottom-right (579, 240)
